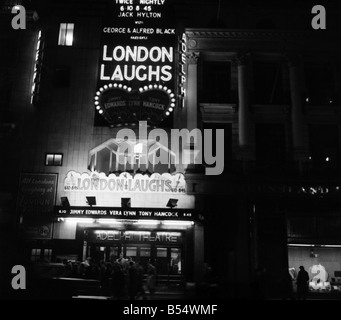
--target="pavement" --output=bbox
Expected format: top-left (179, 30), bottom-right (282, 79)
top-left (72, 289), bottom-right (188, 300)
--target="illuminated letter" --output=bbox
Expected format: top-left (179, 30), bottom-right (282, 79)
top-left (111, 65), bottom-right (124, 81)
top-left (161, 65), bottom-right (172, 82)
top-left (162, 47), bottom-right (173, 63)
top-left (113, 46), bottom-right (125, 61)
top-left (125, 46), bottom-right (137, 62)
top-left (11, 265), bottom-right (26, 290)
top-left (11, 5), bottom-right (26, 30)
top-left (100, 64), bottom-right (110, 80)
top-left (102, 45), bottom-right (112, 61)
top-left (311, 5), bottom-right (326, 29)
top-left (135, 65), bottom-right (147, 81)
top-left (148, 65), bottom-right (160, 82)
top-left (149, 180), bottom-right (157, 192)
top-left (124, 65), bottom-right (135, 81)
top-left (204, 129), bottom-right (224, 176)
top-left (137, 46), bottom-right (149, 62)
top-left (150, 47), bottom-right (162, 62)
top-left (181, 53), bottom-right (187, 64)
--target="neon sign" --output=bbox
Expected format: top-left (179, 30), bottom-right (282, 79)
top-left (64, 171), bottom-right (186, 193)
top-left (178, 33), bottom-right (187, 108)
top-left (100, 45), bottom-right (173, 82)
top-left (96, 0), bottom-right (176, 126)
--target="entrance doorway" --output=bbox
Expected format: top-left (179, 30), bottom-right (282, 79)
top-left (88, 243), bottom-right (183, 277)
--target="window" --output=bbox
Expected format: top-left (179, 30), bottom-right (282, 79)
top-left (201, 61), bottom-right (231, 103)
top-left (31, 248), bottom-right (52, 262)
top-left (304, 62), bottom-right (335, 106)
top-left (58, 23), bottom-right (74, 46)
top-left (45, 153), bottom-right (63, 166)
top-left (253, 61), bottom-right (287, 104)
top-left (255, 123), bottom-right (287, 163)
top-left (156, 247), bottom-right (167, 258)
top-left (308, 124), bottom-right (339, 169)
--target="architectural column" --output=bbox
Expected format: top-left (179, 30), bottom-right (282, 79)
top-left (182, 52), bottom-right (200, 171)
top-left (287, 56), bottom-right (306, 160)
top-left (235, 54), bottom-right (252, 153)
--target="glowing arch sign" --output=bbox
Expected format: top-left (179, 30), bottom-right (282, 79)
top-left (95, 83), bottom-right (176, 125)
top-left (95, 0), bottom-right (176, 126)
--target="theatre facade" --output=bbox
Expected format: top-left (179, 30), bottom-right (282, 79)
top-left (3, 0), bottom-right (341, 299)
top-left (7, 0), bottom-right (210, 288)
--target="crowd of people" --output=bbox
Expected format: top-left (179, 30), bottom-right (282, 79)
top-left (59, 254), bottom-right (157, 300)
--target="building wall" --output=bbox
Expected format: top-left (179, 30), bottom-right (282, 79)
top-left (288, 247), bottom-right (341, 282)
top-left (2, 0), bottom-right (341, 299)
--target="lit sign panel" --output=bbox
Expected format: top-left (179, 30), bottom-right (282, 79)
top-left (64, 171), bottom-right (186, 193)
top-left (178, 33), bottom-right (187, 108)
top-left (17, 173), bottom-right (58, 217)
top-left (54, 207), bottom-right (196, 220)
top-left (86, 230), bottom-right (183, 244)
top-left (95, 0), bottom-right (176, 126)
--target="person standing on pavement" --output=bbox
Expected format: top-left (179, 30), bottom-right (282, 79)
top-left (147, 260), bottom-right (157, 297)
top-left (296, 266), bottom-right (309, 300)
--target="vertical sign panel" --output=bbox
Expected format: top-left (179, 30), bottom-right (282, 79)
top-left (95, 0), bottom-right (177, 126)
top-left (16, 173), bottom-right (58, 239)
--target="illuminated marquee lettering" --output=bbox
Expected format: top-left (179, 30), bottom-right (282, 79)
top-left (64, 171), bottom-right (185, 193)
top-left (96, 0), bottom-right (176, 125)
top-left (93, 230), bottom-right (180, 243)
top-left (139, 0), bottom-right (166, 5)
top-left (178, 33), bottom-right (187, 108)
top-left (103, 45), bottom-right (173, 63)
top-left (101, 45), bottom-right (173, 82)
top-left (101, 64), bottom-right (172, 82)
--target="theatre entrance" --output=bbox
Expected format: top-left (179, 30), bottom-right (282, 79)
top-left (88, 244), bottom-right (182, 276)
top-left (84, 229), bottom-right (185, 288)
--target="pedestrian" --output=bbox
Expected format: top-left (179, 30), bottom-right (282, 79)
top-left (127, 261), bottom-right (138, 300)
top-left (147, 261), bottom-right (157, 296)
top-left (296, 266), bottom-right (309, 300)
top-left (111, 262), bottom-right (125, 300)
top-left (136, 262), bottom-right (147, 300)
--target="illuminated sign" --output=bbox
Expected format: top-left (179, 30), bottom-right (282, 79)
top-left (54, 207), bottom-right (196, 220)
top-left (31, 30), bottom-right (43, 105)
top-left (95, 83), bottom-right (175, 125)
top-left (252, 184), bottom-right (341, 196)
top-left (16, 173), bottom-right (58, 217)
top-left (95, 0), bottom-right (176, 126)
top-left (100, 45), bottom-right (173, 82)
top-left (86, 230), bottom-right (183, 244)
top-left (64, 171), bottom-right (186, 193)
top-left (178, 33), bottom-right (187, 108)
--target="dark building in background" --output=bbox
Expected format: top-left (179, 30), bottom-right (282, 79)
top-left (1, 0), bottom-right (341, 299)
